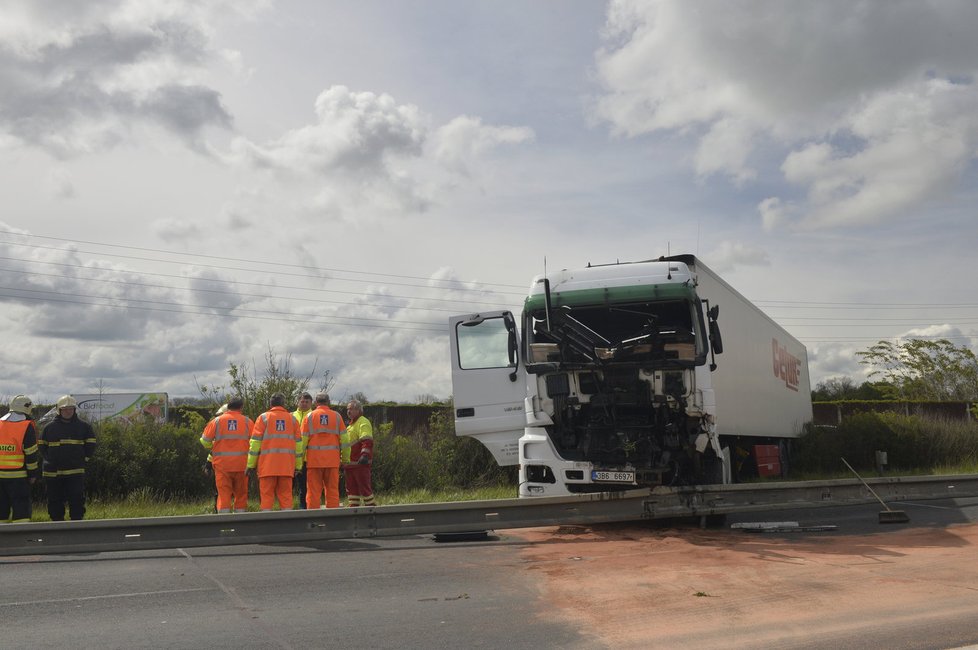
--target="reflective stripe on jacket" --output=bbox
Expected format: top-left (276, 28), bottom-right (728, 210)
top-left (39, 414), bottom-right (96, 478)
top-left (248, 406), bottom-right (303, 477)
top-left (0, 414), bottom-right (39, 480)
top-left (301, 406), bottom-right (346, 469)
top-left (200, 411), bottom-right (254, 472)
top-left (342, 415), bottom-right (374, 465)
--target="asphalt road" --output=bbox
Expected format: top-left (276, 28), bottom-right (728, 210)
top-left (4, 497), bottom-right (978, 649)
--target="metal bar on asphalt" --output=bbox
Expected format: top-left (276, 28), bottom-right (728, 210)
top-left (2, 474), bottom-right (977, 557)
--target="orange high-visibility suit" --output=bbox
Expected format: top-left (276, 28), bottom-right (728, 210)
top-left (0, 414), bottom-right (40, 523)
top-left (247, 406), bottom-right (303, 510)
top-left (200, 409), bottom-right (253, 513)
top-left (300, 406), bottom-right (346, 508)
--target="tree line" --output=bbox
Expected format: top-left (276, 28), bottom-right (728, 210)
top-left (812, 338), bottom-right (978, 403)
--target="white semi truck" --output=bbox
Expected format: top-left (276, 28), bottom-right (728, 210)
top-left (449, 255), bottom-right (812, 497)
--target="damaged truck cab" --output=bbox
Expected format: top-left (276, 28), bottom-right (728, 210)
top-left (450, 255), bottom-right (812, 497)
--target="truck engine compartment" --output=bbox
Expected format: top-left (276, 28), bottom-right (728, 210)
top-left (524, 299), bottom-right (721, 487)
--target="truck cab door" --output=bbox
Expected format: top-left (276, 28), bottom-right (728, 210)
top-left (449, 311), bottom-right (525, 466)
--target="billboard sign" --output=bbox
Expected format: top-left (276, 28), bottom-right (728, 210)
top-left (71, 393), bottom-right (169, 424)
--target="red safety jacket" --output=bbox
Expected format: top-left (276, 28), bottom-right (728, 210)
top-left (301, 406), bottom-right (346, 469)
top-left (248, 406), bottom-right (303, 477)
top-left (200, 410), bottom-right (254, 472)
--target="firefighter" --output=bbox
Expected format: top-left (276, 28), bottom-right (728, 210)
top-left (342, 399), bottom-right (375, 507)
top-left (247, 393), bottom-right (303, 510)
top-left (300, 392), bottom-right (346, 509)
top-left (291, 392), bottom-right (314, 509)
top-left (200, 397), bottom-right (253, 513)
top-left (39, 395), bottom-right (96, 521)
top-left (0, 395), bottom-right (40, 523)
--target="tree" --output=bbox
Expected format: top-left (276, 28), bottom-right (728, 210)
top-left (856, 338), bottom-right (978, 401)
top-left (811, 377), bottom-right (891, 401)
top-left (198, 345), bottom-right (322, 418)
top-left (811, 376), bottom-right (857, 401)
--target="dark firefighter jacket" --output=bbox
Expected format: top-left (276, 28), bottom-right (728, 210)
top-left (39, 414), bottom-right (97, 478)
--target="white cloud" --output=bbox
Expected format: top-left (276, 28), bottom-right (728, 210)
top-left (46, 169), bottom-right (75, 199)
top-left (0, 0), bottom-right (254, 156)
top-left (230, 86), bottom-right (425, 177)
top-left (153, 218), bottom-right (201, 242)
top-left (705, 242), bottom-right (770, 273)
top-left (595, 0), bottom-right (978, 230)
top-left (226, 85), bottom-right (535, 217)
top-left (431, 115), bottom-right (534, 176)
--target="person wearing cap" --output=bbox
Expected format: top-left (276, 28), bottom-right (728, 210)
top-left (39, 395), bottom-right (97, 521)
top-left (291, 391), bottom-right (314, 509)
top-left (0, 395), bottom-right (40, 523)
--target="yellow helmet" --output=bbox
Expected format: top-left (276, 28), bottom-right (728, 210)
top-left (9, 395), bottom-right (33, 415)
top-left (57, 395), bottom-right (78, 409)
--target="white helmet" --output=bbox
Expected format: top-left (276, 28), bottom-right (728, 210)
top-left (57, 395), bottom-right (78, 409)
top-left (216, 404), bottom-right (228, 416)
top-left (9, 395), bottom-right (32, 415)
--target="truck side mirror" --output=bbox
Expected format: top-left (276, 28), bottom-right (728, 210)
top-left (504, 312), bottom-right (520, 381)
top-left (709, 319), bottom-right (724, 356)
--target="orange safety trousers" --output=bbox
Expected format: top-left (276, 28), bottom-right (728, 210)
top-left (214, 469), bottom-right (248, 513)
top-left (306, 467), bottom-right (340, 509)
top-left (259, 475), bottom-right (293, 511)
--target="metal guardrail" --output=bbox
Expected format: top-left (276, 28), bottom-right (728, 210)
top-left (2, 474), bottom-right (977, 557)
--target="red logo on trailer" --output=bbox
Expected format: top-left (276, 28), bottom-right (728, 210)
top-left (772, 339), bottom-right (800, 392)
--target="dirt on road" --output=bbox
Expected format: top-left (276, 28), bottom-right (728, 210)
top-left (512, 521), bottom-right (978, 649)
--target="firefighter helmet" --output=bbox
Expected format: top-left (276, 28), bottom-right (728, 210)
top-left (57, 395), bottom-right (78, 409)
top-left (9, 395), bottom-right (33, 415)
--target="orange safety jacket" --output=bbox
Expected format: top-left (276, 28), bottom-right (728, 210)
top-left (0, 415), bottom-right (39, 480)
top-left (301, 406), bottom-right (346, 469)
top-left (200, 410), bottom-right (254, 472)
top-left (248, 406), bottom-right (303, 478)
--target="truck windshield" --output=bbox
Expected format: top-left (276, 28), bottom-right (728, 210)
top-left (525, 299), bottom-right (706, 366)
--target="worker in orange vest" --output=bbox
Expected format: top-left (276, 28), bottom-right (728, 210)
top-left (342, 398), bottom-right (375, 507)
top-left (300, 392), bottom-right (346, 509)
top-left (0, 395), bottom-right (40, 523)
top-left (200, 396), bottom-right (253, 513)
top-left (247, 393), bottom-right (303, 510)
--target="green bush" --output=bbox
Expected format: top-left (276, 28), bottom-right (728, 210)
top-left (370, 409), bottom-right (515, 493)
top-left (792, 411), bottom-right (978, 474)
top-left (86, 420), bottom-right (212, 500)
top-left (72, 407), bottom-right (514, 501)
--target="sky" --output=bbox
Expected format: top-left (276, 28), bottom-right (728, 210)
top-left (1, 0), bottom-right (977, 406)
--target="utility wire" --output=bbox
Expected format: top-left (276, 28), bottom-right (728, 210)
top-left (0, 290), bottom-right (448, 333)
top-left (0, 263), bottom-right (510, 314)
top-left (0, 255), bottom-right (517, 310)
top-left (0, 231), bottom-right (526, 295)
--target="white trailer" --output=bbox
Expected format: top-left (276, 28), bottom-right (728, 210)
top-left (449, 255), bottom-right (811, 497)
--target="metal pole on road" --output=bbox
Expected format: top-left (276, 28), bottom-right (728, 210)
top-left (3, 474), bottom-right (977, 557)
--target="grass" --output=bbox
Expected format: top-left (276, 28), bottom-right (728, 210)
top-left (29, 484), bottom-right (518, 522)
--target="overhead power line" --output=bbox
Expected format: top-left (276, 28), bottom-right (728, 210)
top-left (0, 289), bottom-right (448, 333)
top-left (0, 230), bottom-right (526, 293)
top-left (0, 261), bottom-right (512, 314)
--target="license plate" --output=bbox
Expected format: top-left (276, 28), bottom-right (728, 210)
top-left (591, 470), bottom-right (635, 483)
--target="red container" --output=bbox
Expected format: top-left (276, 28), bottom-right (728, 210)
top-left (754, 444), bottom-right (781, 478)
